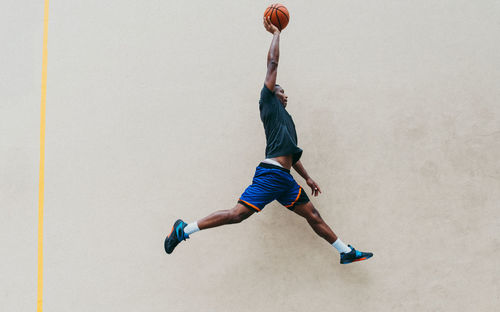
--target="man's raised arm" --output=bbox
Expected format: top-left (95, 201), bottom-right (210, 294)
top-left (263, 17), bottom-right (280, 91)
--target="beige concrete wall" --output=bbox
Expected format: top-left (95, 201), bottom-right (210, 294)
top-left (1, 1), bottom-right (44, 311)
top-left (2, 0), bottom-right (499, 311)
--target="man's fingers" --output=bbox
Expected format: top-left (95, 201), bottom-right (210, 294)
top-left (314, 183), bottom-right (321, 193)
top-left (312, 184), bottom-right (321, 196)
top-left (267, 17), bottom-right (273, 28)
top-left (308, 181), bottom-right (321, 196)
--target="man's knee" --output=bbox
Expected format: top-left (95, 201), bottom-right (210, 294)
top-left (227, 205), bottom-right (253, 224)
top-left (306, 207), bottom-right (323, 224)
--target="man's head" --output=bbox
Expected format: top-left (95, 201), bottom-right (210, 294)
top-left (274, 84), bottom-right (288, 108)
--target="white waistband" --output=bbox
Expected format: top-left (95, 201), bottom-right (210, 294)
top-left (262, 158), bottom-right (283, 168)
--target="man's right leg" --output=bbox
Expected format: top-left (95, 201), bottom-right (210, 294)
top-left (164, 204), bottom-right (254, 254)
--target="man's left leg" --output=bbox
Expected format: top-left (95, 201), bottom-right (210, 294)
top-left (292, 201), bottom-right (338, 243)
top-left (292, 201), bottom-right (373, 264)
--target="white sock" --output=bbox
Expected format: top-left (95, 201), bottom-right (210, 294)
top-left (184, 222), bottom-right (200, 236)
top-left (332, 238), bottom-right (352, 254)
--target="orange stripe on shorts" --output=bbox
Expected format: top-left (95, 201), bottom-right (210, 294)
top-left (239, 199), bottom-right (261, 212)
top-left (285, 187), bottom-right (302, 208)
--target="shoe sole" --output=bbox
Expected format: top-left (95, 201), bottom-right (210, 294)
top-left (164, 223), bottom-right (177, 254)
top-left (164, 234), bottom-right (175, 254)
top-left (341, 254), bottom-right (373, 264)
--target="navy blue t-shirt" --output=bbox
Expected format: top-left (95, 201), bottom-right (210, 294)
top-left (259, 84), bottom-right (303, 165)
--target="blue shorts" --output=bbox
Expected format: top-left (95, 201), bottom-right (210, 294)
top-left (238, 162), bottom-right (310, 212)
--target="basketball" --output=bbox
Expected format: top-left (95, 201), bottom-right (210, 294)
top-left (263, 4), bottom-right (290, 31)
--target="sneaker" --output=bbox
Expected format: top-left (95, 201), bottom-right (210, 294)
top-left (340, 245), bottom-right (373, 264)
top-left (164, 219), bottom-right (189, 254)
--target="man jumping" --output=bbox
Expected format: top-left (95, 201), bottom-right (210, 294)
top-left (164, 17), bottom-right (373, 264)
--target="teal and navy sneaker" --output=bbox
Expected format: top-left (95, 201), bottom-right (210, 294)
top-left (340, 245), bottom-right (373, 264)
top-left (164, 219), bottom-right (189, 254)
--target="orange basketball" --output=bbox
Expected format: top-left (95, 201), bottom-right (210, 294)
top-left (263, 4), bottom-right (290, 31)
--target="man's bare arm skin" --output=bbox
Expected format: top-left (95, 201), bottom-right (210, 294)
top-left (263, 17), bottom-right (280, 91)
top-left (263, 18), bottom-right (319, 196)
top-left (293, 160), bottom-right (322, 197)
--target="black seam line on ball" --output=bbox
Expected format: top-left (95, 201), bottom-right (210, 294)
top-left (275, 8), bottom-right (282, 30)
top-left (275, 7), bottom-right (289, 22)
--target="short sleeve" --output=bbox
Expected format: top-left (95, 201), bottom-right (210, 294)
top-left (259, 84), bottom-right (276, 120)
top-left (260, 84), bottom-right (274, 101)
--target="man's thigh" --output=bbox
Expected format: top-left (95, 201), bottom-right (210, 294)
top-left (231, 203), bottom-right (256, 220)
top-left (291, 201), bottom-right (316, 218)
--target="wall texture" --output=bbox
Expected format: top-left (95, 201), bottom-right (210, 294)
top-left (1, 1), bottom-right (499, 311)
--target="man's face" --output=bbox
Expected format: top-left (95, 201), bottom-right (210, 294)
top-left (274, 86), bottom-right (288, 108)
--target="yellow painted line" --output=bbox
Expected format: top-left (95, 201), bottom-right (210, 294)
top-left (38, 0), bottom-right (49, 311)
